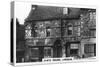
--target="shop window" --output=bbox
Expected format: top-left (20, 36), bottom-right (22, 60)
top-left (70, 44), bottom-right (79, 55)
top-left (30, 48), bottom-right (39, 59)
top-left (70, 49), bottom-right (78, 55)
top-left (84, 44), bottom-right (96, 57)
top-left (44, 47), bottom-right (52, 58)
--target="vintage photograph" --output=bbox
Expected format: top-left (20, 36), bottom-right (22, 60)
top-left (12, 1), bottom-right (96, 64)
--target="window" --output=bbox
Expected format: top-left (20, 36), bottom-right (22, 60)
top-left (25, 24), bottom-right (32, 39)
top-left (70, 44), bottom-right (79, 55)
top-left (46, 26), bottom-right (51, 37)
top-left (44, 47), bottom-right (52, 58)
top-left (33, 29), bottom-right (37, 37)
top-left (39, 30), bottom-right (46, 38)
top-left (46, 30), bottom-right (50, 37)
top-left (74, 26), bottom-right (80, 36)
top-left (89, 12), bottom-right (96, 27)
top-left (67, 24), bottom-right (73, 35)
top-left (25, 30), bottom-right (31, 37)
top-left (35, 22), bottom-right (46, 38)
top-left (31, 48), bottom-right (39, 59)
top-left (70, 49), bottom-right (78, 55)
top-left (34, 29), bottom-right (46, 38)
top-left (77, 26), bottom-right (80, 36)
top-left (84, 44), bottom-right (96, 57)
top-left (90, 30), bottom-right (96, 37)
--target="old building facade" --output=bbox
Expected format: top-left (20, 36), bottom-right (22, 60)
top-left (23, 5), bottom-right (96, 62)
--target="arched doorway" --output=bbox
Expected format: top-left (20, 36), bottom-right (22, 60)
top-left (53, 39), bottom-right (62, 58)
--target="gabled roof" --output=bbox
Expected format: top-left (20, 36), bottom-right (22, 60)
top-left (25, 5), bottom-right (80, 21)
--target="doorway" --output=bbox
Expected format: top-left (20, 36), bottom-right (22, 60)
top-left (53, 39), bottom-right (62, 58)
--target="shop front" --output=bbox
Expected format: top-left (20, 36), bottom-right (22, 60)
top-left (65, 41), bottom-right (80, 58)
top-left (25, 39), bottom-right (54, 62)
top-left (81, 38), bottom-right (96, 58)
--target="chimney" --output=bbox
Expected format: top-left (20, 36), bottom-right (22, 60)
top-left (31, 5), bottom-right (37, 10)
top-left (63, 7), bottom-right (68, 15)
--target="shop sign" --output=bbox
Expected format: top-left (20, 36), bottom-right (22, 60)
top-left (70, 44), bottom-right (79, 49)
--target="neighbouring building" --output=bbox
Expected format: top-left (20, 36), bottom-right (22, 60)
top-left (16, 19), bottom-right (25, 62)
top-left (80, 9), bottom-right (96, 58)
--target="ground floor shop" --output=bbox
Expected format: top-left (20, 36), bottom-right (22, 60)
top-left (80, 38), bottom-right (96, 58)
top-left (23, 37), bottom-right (96, 62)
top-left (25, 46), bottom-right (62, 62)
top-left (64, 41), bottom-right (81, 58)
top-left (24, 39), bottom-right (82, 62)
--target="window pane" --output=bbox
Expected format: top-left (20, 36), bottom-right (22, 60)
top-left (68, 30), bottom-right (72, 35)
top-left (70, 49), bottom-right (78, 55)
top-left (67, 24), bottom-right (73, 35)
top-left (84, 44), bottom-right (95, 53)
top-left (25, 30), bottom-right (31, 38)
top-left (31, 48), bottom-right (39, 58)
top-left (44, 47), bottom-right (52, 58)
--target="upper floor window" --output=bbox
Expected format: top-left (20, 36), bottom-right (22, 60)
top-left (67, 23), bottom-right (73, 35)
top-left (46, 29), bottom-right (51, 37)
top-left (89, 12), bottom-right (96, 27)
top-left (25, 24), bottom-right (32, 39)
top-left (90, 30), bottom-right (96, 37)
top-left (77, 26), bottom-right (81, 36)
top-left (25, 30), bottom-right (31, 38)
top-left (46, 26), bottom-right (51, 37)
top-left (34, 22), bottom-right (46, 38)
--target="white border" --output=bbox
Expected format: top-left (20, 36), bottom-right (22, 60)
top-left (14, 1), bottom-right (16, 66)
top-left (13, 1), bottom-right (98, 66)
